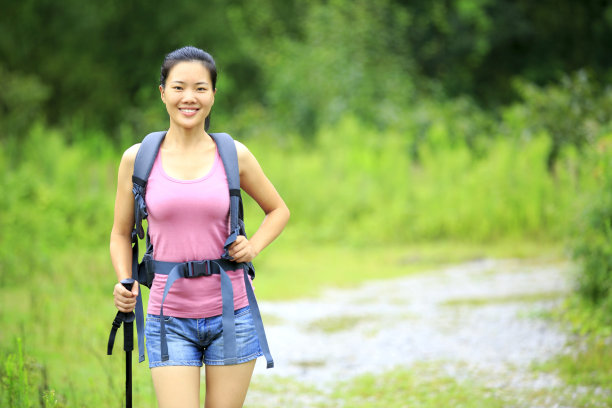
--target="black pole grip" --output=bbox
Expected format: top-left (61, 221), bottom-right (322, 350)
top-left (120, 278), bottom-right (135, 352)
top-left (121, 278), bottom-right (135, 292)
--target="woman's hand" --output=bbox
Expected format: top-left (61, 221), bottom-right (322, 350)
top-left (228, 235), bottom-right (259, 263)
top-left (113, 282), bottom-right (139, 313)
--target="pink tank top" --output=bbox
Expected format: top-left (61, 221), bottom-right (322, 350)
top-left (145, 147), bottom-right (250, 318)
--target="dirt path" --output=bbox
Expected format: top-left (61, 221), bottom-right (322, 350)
top-left (252, 258), bottom-right (571, 392)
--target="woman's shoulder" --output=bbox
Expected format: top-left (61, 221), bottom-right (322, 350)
top-left (120, 143), bottom-right (142, 166)
top-left (233, 139), bottom-right (257, 164)
top-left (233, 139), bottom-right (249, 155)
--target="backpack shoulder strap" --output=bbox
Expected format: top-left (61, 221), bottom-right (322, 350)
top-left (130, 130), bottom-right (166, 364)
top-left (209, 132), bottom-right (243, 257)
top-left (209, 132), bottom-right (239, 191)
top-left (132, 131), bottom-right (166, 241)
top-left (133, 131), bottom-right (167, 187)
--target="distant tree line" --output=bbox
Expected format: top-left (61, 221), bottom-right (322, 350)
top-left (1, 0), bottom-right (612, 139)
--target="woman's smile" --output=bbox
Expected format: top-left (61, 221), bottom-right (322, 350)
top-left (179, 107), bottom-right (200, 117)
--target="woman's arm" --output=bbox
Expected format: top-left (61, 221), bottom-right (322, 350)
top-left (228, 141), bottom-right (290, 263)
top-left (110, 144), bottom-right (141, 312)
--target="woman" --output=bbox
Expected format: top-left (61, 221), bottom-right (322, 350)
top-left (110, 46), bottom-right (290, 408)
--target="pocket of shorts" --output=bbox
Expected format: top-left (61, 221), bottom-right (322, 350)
top-left (146, 314), bottom-right (174, 323)
top-left (234, 306), bottom-right (251, 318)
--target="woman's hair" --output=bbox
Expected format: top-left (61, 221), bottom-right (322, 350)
top-left (160, 46), bottom-right (217, 131)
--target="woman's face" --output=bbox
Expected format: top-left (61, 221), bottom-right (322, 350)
top-left (159, 61), bottom-right (216, 130)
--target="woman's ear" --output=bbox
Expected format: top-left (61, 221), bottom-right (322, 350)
top-left (159, 85), bottom-right (165, 103)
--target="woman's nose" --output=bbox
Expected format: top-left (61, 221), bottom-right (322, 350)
top-left (182, 89), bottom-right (196, 101)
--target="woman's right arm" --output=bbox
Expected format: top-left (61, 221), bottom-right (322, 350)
top-left (110, 144), bottom-right (141, 312)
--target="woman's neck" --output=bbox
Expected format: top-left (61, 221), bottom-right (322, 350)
top-left (164, 125), bottom-right (212, 151)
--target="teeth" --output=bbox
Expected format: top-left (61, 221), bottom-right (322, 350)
top-left (180, 109), bottom-right (197, 113)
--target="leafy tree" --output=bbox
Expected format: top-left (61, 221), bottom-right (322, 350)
top-left (513, 71), bottom-right (612, 172)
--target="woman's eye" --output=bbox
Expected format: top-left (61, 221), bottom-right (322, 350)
top-left (173, 86), bottom-right (183, 91)
top-left (197, 87), bottom-right (207, 92)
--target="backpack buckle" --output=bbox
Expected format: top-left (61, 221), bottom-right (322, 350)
top-left (185, 260), bottom-right (211, 278)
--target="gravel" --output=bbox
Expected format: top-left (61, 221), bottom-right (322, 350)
top-left (252, 258), bottom-right (572, 390)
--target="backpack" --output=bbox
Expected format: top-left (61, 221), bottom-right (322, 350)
top-left (108, 131), bottom-right (274, 368)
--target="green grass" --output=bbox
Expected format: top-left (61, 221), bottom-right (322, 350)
top-left (534, 337), bottom-right (612, 388)
top-left (0, 249), bottom-right (157, 407)
top-left (248, 356), bottom-right (612, 408)
top-left (252, 239), bottom-right (565, 301)
top-left (530, 337), bottom-right (612, 407)
top-left (441, 291), bottom-right (567, 307)
top-left (307, 314), bottom-right (372, 333)
top-left (247, 363), bottom-right (515, 408)
top-left (333, 365), bottom-right (512, 408)
top-left (0, 242), bottom-right (564, 407)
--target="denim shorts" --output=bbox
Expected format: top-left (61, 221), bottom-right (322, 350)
top-left (145, 306), bottom-right (263, 368)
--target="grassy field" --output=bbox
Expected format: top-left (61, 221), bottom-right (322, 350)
top-left (4, 240), bottom-right (611, 407)
top-left (1, 122), bottom-right (610, 406)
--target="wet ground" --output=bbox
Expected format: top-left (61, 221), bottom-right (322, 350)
top-left (250, 258), bottom-right (572, 402)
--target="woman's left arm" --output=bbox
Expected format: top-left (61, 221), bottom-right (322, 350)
top-left (227, 141), bottom-right (290, 263)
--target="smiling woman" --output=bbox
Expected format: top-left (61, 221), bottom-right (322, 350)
top-left (160, 64), bottom-right (215, 131)
top-left (159, 47), bottom-right (218, 132)
top-left (109, 46), bottom-right (290, 408)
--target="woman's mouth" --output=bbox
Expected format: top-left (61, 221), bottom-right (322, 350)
top-left (179, 108), bottom-right (199, 116)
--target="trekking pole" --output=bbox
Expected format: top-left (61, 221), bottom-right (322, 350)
top-left (121, 279), bottom-right (135, 408)
top-left (107, 278), bottom-right (136, 408)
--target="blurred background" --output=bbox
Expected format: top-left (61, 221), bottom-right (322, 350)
top-left (1, 0), bottom-right (612, 406)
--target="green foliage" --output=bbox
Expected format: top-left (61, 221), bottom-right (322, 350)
top-left (399, 0), bottom-right (494, 97)
top-left (261, 0), bottom-right (413, 134)
top-left (0, 249), bottom-right (156, 407)
top-left (4, 0), bottom-right (611, 138)
top-left (245, 113), bottom-right (583, 246)
top-left (1, 339), bottom-right (30, 408)
top-left (555, 338), bottom-right (612, 388)
top-left (407, 0), bottom-right (612, 104)
top-left (222, 0), bottom-right (417, 136)
top-left (0, 124), bottom-right (115, 286)
top-left (333, 364), bottom-right (510, 407)
top-left (0, 338), bottom-right (60, 408)
top-left (0, 66), bottom-right (50, 139)
top-left (571, 138), bottom-right (612, 322)
top-left (532, 336), bottom-right (612, 407)
top-left (512, 71), bottom-right (612, 172)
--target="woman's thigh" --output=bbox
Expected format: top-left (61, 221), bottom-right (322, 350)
top-left (151, 365), bottom-right (201, 408)
top-left (204, 360), bottom-right (256, 408)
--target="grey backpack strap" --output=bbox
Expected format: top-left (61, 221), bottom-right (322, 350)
top-left (209, 133), bottom-right (273, 368)
top-left (131, 130), bottom-right (166, 363)
top-left (133, 131), bottom-right (167, 188)
top-left (132, 131), bottom-right (166, 239)
top-left (209, 133), bottom-right (242, 255)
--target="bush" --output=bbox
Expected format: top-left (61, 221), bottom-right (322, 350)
top-left (0, 125), bottom-right (116, 286)
top-left (244, 113), bottom-right (583, 246)
top-left (0, 66), bottom-right (50, 140)
top-left (572, 136), bottom-right (612, 323)
top-left (0, 338), bottom-right (60, 408)
top-left (512, 71), bottom-right (612, 173)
